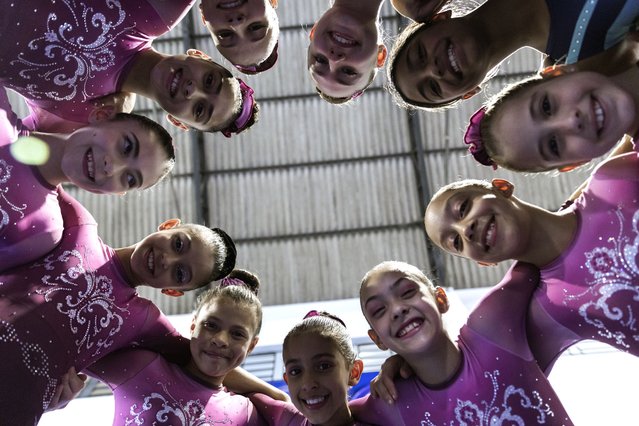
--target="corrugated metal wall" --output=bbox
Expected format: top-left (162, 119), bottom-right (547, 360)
top-left (6, 1), bottom-right (594, 313)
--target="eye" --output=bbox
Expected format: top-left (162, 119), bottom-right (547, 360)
top-left (370, 306), bottom-right (385, 319)
top-left (341, 67), bottom-right (357, 76)
top-left (248, 22), bottom-right (267, 32)
top-left (126, 173), bottom-right (137, 189)
top-left (174, 236), bottom-right (184, 252)
top-left (176, 265), bottom-right (186, 284)
top-left (314, 54), bottom-right (328, 65)
top-left (318, 362), bottom-right (333, 372)
top-left (123, 136), bottom-right (134, 155)
top-left (286, 367), bottom-right (301, 377)
top-left (541, 94), bottom-right (552, 116)
top-left (232, 330), bottom-right (247, 340)
top-left (429, 80), bottom-right (441, 98)
top-left (459, 199), bottom-right (469, 218)
top-left (401, 288), bottom-right (416, 299)
top-left (217, 30), bottom-right (233, 40)
top-left (205, 73), bottom-right (214, 89)
top-left (453, 234), bottom-right (462, 252)
top-left (548, 136), bottom-right (559, 157)
top-left (203, 321), bottom-right (219, 331)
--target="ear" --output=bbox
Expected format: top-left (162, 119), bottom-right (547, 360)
top-left (430, 10), bottom-right (452, 22)
top-left (269, 0), bottom-right (278, 8)
top-left (477, 261), bottom-right (498, 267)
top-left (283, 372), bottom-right (289, 385)
top-left (158, 218), bottom-right (181, 231)
top-left (434, 286), bottom-right (449, 313)
top-left (199, 4), bottom-right (207, 26)
top-left (190, 318), bottom-right (196, 335)
top-left (558, 162), bottom-right (586, 173)
top-left (540, 65), bottom-right (566, 79)
top-left (186, 49), bottom-right (212, 61)
top-left (491, 178), bottom-right (514, 198)
top-left (166, 114), bottom-right (189, 131)
top-left (247, 336), bottom-right (259, 355)
top-left (309, 22), bottom-right (317, 41)
top-left (348, 359), bottom-right (364, 386)
top-left (88, 105), bottom-right (116, 123)
top-left (462, 86), bottom-right (481, 100)
top-left (376, 45), bottom-right (388, 68)
top-left (161, 289), bottom-right (184, 297)
top-left (368, 329), bottom-right (388, 351)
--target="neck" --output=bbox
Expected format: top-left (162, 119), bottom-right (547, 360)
top-left (320, 404), bottom-right (354, 426)
top-left (405, 332), bottom-right (461, 387)
top-left (121, 49), bottom-right (163, 98)
top-left (612, 65), bottom-right (639, 136)
top-left (31, 132), bottom-right (68, 186)
top-left (514, 201), bottom-right (578, 268)
top-left (332, 0), bottom-right (383, 20)
top-left (470, 0), bottom-right (550, 65)
top-left (183, 360), bottom-right (225, 389)
top-left (113, 246), bottom-right (140, 287)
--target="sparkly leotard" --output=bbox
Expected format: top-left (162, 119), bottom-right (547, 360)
top-left (0, 88), bottom-right (64, 272)
top-left (350, 262), bottom-right (573, 425)
top-left (0, 0), bottom-right (195, 127)
top-left (0, 190), bottom-right (187, 424)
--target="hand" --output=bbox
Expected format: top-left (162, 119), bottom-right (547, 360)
top-left (369, 354), bottom-right (413, 404)
top-left (46, 366), bottom-right (88, 412)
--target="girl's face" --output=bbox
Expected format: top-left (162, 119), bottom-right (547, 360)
top-left (283, 334), bottom-right (353, 426)
top-left (308, 7), bottom-right (382, 99)
top-left (200, 0), bottom-right (278, 68)
top-left (425, 184), bottom-right (530, 263)
top-left (189, 298), bottom-right (259, 385)
top-left (491, 72), bottom-right (635, 171)
top-left (361, 271), bottom-right (443, 357)
top-left (149, 53), bottom-right (237, 131)
top-left (129, 225), bottom-right (216, 291)
top-left (394, 16), bottom-right (488, 106)
top-left (61, 119), bottom-right (169, 194)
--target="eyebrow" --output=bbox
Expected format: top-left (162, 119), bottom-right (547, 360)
top-left (284, 353), bottom-right (336, 366)
top-left (131, 132), bottom-right (140, 157)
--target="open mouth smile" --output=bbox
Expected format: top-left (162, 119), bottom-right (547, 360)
top-left (302, 395), bottom-right (328, 409)
top-left (396, 318), bottom-right (424, 338)
top-left (85, 149), bottom-right (95, 182)
top-left (168, 69), bottom-right (183, 98)
top-left (592, 97), bottom-right (605, 136)
top-left (447, 41), bottom-right (462, 79)
top-left (146, 248), bottom-right (155, 276)
top-left (218, 0), bottom-right (246, 9)
top-left (330, 31), bottom-right (357, 47)
top-left (482, 216), bottom-right (496, 252)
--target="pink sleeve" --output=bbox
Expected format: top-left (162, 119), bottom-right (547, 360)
top-left (249, 393), bottom-right (306, 426)
top-left (466, 261), bottom-right (540, 359)
top-left (349, 394), bottom-right (400, 425)
top-left (134, 302), bottom-right (190, 365)
top-left (86, 349), bottom-right (159, 389)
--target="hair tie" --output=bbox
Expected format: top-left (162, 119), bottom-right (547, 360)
top-left (221, 79), bottom-right (256, 138)
top-left (464, 107), bottom-right (497, 170)
top-left (219, 276), bottom-right (248, 289)
top-left (303, 310), bottom-right (347, 328)
top-left (234, 42), bottom-right (279, 75)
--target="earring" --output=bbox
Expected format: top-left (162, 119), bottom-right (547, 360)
top-left (558, 164), bottom-right (580, 173)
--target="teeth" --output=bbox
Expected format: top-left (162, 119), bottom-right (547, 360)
top-left (397, 319), bottom-right (421, 337)
top-left (87, 150), bottom-right (95, 180)
top-left (304, 396), bottom-right (326, 406)
top-left (594, 100), bottom-right (604, 132)
top-left (332, 32), bottom-right (356, 46)
top-left (219, 0), bottom-right (243, 9)
top-left (448, 45), bottom-right (460, 73)
top-left (170, 70), bottom-right (181, 97)
top-left (147, 250), bottom-right (154, 273)
top-left (485, 220), bottom-right (495, 249)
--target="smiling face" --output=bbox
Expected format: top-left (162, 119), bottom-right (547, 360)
top-left (490, 72), bottom-right (635, 171)
top-left (284, 334), bottom-right (353, 426)
top-left (200, 0), bottom-right (278, 67)
top-left (188, 297), bottom-right (259, 386)
top-left (60, 119), bottom-right (171, 194)
top-left (361, 270), bottom-right (443, 357)
top-left (307, 7), bottom-right (382, 99)
top-left (129, 225), bottom-right (217, 291)
top-left (425, 183), bottom-right (530, 264)
top-left (393, 16), bottom-right (488, 106)
top-left (149, 54), bottom-right (238, 131)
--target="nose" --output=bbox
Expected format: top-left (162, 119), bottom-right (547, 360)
top-left (301, 373), bottom-right (319, 391)
top-left (463, 219), bottom-right (475, 241)
top-left (391, 303), bottom-right (409, 321)
top-left (554, 109), bottom-right (584, 134)
top-left (226, 12), bottom-right (245, 24)
top-left (212, 330), bottom-right (229, 347)
top-left (104, 156), bottom-right (125, 178)
top-left (329, 48), bottom-right (345, 62)
top-left (161, 250), bottom-right (177, 270)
